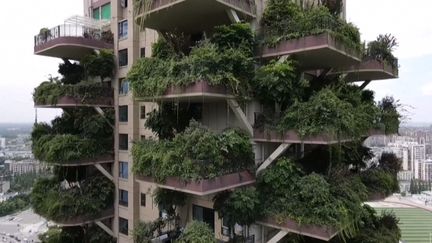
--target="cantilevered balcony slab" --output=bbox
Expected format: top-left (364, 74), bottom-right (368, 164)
top-left (54, 208), bottom-right (114, 227)
top-left (259, 32), bottom-right (361, 69)
top-left (258, 217), bottom-right (339, 241)
top-left (135, 81), bottom-right (234, 101)
top-left (253, 129), bottom-right (351, 145)
top-left (49, 154), bottom-right (114, 167)
top-left (136, 0), bottom-right (256, 32)
top-left (34, 25), bottom-right (113, 60)
top-left (329, 59), bottom-right (399, 82)
top-left (35, 95), bottom-right (114, 108)
top-left (137, 171), bottom-right (255, 196)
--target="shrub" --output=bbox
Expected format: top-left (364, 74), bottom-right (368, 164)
top-left (132, 122), bottom-right (254, 182)
top-left (0, 194), bottom-right (30, 217)
top-left (31, 175), bottom-right (114, 221)
top-left (177, 221), bottom-right (216, 243)
top-left (377, 96), bottom-right (402, 134)
top-left (366, 34), bottom-right (398, 68)
top-left (81, 49), bottom-right (115, 80)
top-left (39, 225), bottom-right (116, 243)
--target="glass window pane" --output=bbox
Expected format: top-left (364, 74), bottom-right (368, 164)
top-left (101, 3), bottom-right (111, 20)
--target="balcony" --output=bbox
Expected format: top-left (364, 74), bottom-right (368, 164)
top-left (34, 82), bottom-right (114, 108)
top-left (138, 171), bottom-right (255, 196)
top-left (253, 129), bottom-right (351, 145)
top-left (258, 32), bottom-right (361, 69)
top-left (136, 0), bottom-right (256, 33)
top-left (49, 154), bottom-right (114, 167)
top-left (132, 123), bottom-right (255, 195)
top-left (31, 176), bottom-right (114, 226)
top-left (329, 58), bottom-right (399, 82)
top-left (258, 217), bottom-right (339, 241)
top-left (34, 16), bottom-right (113, 60)
top-left (135, 81), bottom-right (234, 101)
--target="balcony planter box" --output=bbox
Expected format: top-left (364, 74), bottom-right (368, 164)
top-left (258, 217), bottom-right (339, 241)
top-left (253, 129), bottom-right (350, 145)
top-left (137, 81), bottom-right (234, 101)
top-left (137, 170), bottom-right (255, 196)
top-left (49, 154), bottom-right (114, 167)
top-left (136, 0), bottom-right (256, 33)
top-left (330, 59), bottom-right (399, 82)
top-left (35, 95), bottom-right (114, 108)
top-left (259, 32), bottom-right (361, 69)
top-left (54, 208), bottom-right (114, 227)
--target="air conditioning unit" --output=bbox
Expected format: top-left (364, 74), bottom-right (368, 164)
top-left (120, 0), bottom-right (127, 8)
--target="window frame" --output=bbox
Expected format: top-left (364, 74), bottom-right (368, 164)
top-left (119, 134), bottom-right (128, 151)
top-left (140, 193), bottom-right (146, 207)
top-left (119, 217), bottom-right (129, 235)
top-left (119, 105), bottom-right (128, 122)
top-left (118, 49), bottom-right (128, 67)
top-left (140, 105), bottom-right (146, 119)
top-left (119, 161), bottom-right (128, 179)
top-left (118, 20), bottom-right (128, 39)
top-left (119, 189), bottom-right (129, 207)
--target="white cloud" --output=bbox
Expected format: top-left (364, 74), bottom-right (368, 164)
top-left (421, 82), bottom-right (432, 96)
top-left (347, 0), bottom-right (432, 59)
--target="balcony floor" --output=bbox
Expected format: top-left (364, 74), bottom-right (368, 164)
top-left (34, 36), bottom-right (113, 60)
top-left (140, 0), bottom-right (255, 33)
top-left (35, 96), bottom-right (114, 108)
top-left (54, 208), bottom-right (114, 227)
top-left (329, 59), bottom-right (399, 82)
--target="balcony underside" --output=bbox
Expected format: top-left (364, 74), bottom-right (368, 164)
top-left (259, 33), bottom-right (361, 69)
top-left (137, 171), bottom-right (255, 196)
top-left (49, 155), bottom-right (114, 167)
top-left (54, 208), bottom-right (114, 227)
top-left (135, 81), bottom-right (234, 102)
top-left (35, 96), bottom-right (114, 108)
top-left (329, 59), bottom-right (399, 82)
top-left (34, 37), bottom-right (113, 60)
top-left (253, 129), bottom-right (351, 145)
top-left (138, 0), bottom-right (255, 33)
top-left (258, 217), bottom-right (339, 241)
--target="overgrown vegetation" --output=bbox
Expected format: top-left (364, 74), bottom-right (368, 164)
top-left (132, 121), bottom-right (254, 182)
top-left (261, 0), bottom-right (361, 51)
top-left (31, 175), bottom-right (114, 221)
top-left (177, 221), bottom-right (216, 243)
top-left (34, 50), bottom-right (114, 105)
top-left (9, 172), bottom-right (51, 192)
top-left (31, 108), bottom-right (113, 164)
top-left (366, 34), bottom-right (399, 68)
top-left (127, 23), bottom-right (254, 98)
top-left (39, 225), bottom-right (116, 243)
top-left (0, 194), bottom-right (30, 217)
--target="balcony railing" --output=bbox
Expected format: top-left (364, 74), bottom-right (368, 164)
top-left (34, 24), bottom-right (114, 47)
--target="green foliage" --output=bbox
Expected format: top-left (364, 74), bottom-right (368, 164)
top-left (33, 134), bottom-right (107, 164)
top-left (151, 38), bottom-right (178, 59)
top-left (31, 175), bottom-right (114, 221)
top-left (39, 225), bottom-right (116, 243)
top-left (128, 24), bottom-right (254, 98)
top-left (81, 49), bottom-right (115, 80)
top-left (344, 206), bottom-right (401, 243)
top-left (211, 23), bottom-right (255, 54)
top-left (261, 1), bottom-right (361, 51)
top-left (10, 172), bottom-right (50, 192)
top-left (379, 152), bottom-right (402, 175)
top-left (0, 194), bottom-right (30, 217)
top-left (366, 34), bottom-right (398, 68)
top-left (33, 81), bottom-right (113, 105)
top-left (58, 59), bottom-right (84, 85)
top-left (132, 122), bottom-right (254, 182)
top-left (154, 188), bottom-right (186, 217)
top-left (253, 59), bottom-right (307, 109)
top-left (133, 221), bottom-right (159, 243)
top-left (279, 88), bottom-right (365, 138)
top-left (213, 188), bottom-right (261, 227)
top-left (361, 169), bottom-right (399, 198)
top-left (377, 96), bottom-right (402, 134)
top-left (145, 103), bottom-right (201, 139)
top-left (176, 221), bottom-right (216, 243)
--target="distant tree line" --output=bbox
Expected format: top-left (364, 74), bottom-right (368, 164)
top-left (0, 194), bottom-right (30, 217)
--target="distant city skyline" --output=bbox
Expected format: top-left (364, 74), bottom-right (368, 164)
top-left (0, 0), bottom-right (431, 123)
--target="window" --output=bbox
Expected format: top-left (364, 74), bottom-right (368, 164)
top-left (119, 134), bottom-right (128, 150)
top-left (120, 0), bottom-right (128, 8)
top-left (140, 193), bottom-right (146, 207)
top-left (119, 217), bottom-right (128, 235)
top-left (101, 3), bottom-right (111, 20)
top-left (93, 8), bottom-right (100, 20)
top-left (119, 49), bottom-right (128, 67)
top-left (140, 106), bottom-right (146, 119)
top-left (119, 106), bottom-right (128, 122)
top-left (140, 47), bottom-right (146, 58)
top-left (192, 205), bottom-right (215, 232)
top-left (119, 79), bottom-right (129, 95)
top-left (141, 135), bottom-right (146, 140)
top-left (222, 217), bottom-right (230, 236)
top-left (119, 162), bottom-right (128, 179)
top-left (119, 189), bottom-right (128, 207)
top-left (118, 20), bottom-right (128, 39)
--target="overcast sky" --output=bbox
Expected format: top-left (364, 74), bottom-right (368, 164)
top-left (0, 0), bottom-right (430, 123)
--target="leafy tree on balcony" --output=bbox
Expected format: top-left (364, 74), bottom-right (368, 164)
top-left (177, 221), bottom-right (216, 243)
top-left (366, 34), bottom-right (399, 69)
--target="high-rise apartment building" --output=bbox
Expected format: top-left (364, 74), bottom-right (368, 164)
top-left (32, 0), bottom-right (401, 242)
